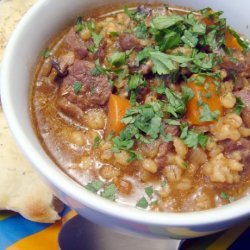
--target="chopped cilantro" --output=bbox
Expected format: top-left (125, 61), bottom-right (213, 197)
top-left (192, 51), bottom-right (215, 71)
top-left (181, 30), bottom-right (198, 48)
top-left (144, 50), bottom-right (192, 75)
top-left (136, 196), bottom-right (148, 208)
top-left (101, 183), bottom-right (117, 201)
top-left (151, 15), bottom-right (184, 30)
top-left (85, 180), bottom-right (103, 193)
top-left (180, 124), bottom-right (208, 149)
top-left (93, 136), bottom-right (101, 149)
top-left (181, 86), bottom-right (194, 102)
top-left (134, 23), bottom-right (148, 39)
top-left (205, 30), bottom-right (218, 50)
top-left (234, 97), bottom-right (246, 115)
top-left (205, 92), bottom-right (212, 99)
top-left (73, 82), bottom-right (82, 94)
top-left (220, 191), bottom-right (230, 200)
top-left (166, 119), bottom-right (181, 126)
top-left (124, 6), bottom-right (146, 21)
top-left (86, 20), bottom-right (95, 32)
top-left (145, 186), bottom-right (153, 198)
top-left (136, 46), bottom-right (155, 65)
top-left (91, 59), bottom-right (108, 76)
top-left (112, 101), bottom-right (166, 161)
top-left (43, 48), bottom-right (51, 58)
top-left (199, 104), bottom-right (220, 122)
top-left (181, 161), bottom-right (189, 168)
top-left (108, 51), bottom-right (127, 67)
top-left (92, 32), bottom-right (103, 49)
top-left (149, 51), bottom-right (176, 75)
top-left (155, 29), bottom-right (181, 51)
top-left (75, 16), bottom-right (84, 32)
top-left (91, 83), bottom-right (96, 93)
top-left (110, 31), bottom-right (119, 37)
top-left (128, 74), bottom-right (146, 90)
top-left (165, 88), bottom-right (186, 118)
top-left (106, 131), bottom-right (115, 141)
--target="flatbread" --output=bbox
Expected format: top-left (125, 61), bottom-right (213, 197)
top-left (0, 0), bottom-right (36, 61)
top-left (0, 0), bottom-right (64, 223)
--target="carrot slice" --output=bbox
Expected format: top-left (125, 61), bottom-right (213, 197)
top-left (225, 29), bottom-right (243, 52)
top-left (106, 94), bottom-right (131, 136)
top-left (186, 76), bottom-right (224, 126)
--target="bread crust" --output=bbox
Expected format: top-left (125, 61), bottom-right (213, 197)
top-left (0, 0), bottom-right (64, 223)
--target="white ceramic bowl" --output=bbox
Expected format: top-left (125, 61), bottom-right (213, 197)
top-left (1, 0), bottom-right (250, 239)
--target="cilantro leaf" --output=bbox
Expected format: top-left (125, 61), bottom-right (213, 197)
top-left (85, 180), bottom-right (104, 193)
top-left (149, 51), bottom-right (177, 75)
top-left (101, 183), bottom-right (117, 201)
top-left (43, 48), bottom-right (51, 58)
top-left (136, 46), bottom-right (155, 65)
top-left (181, 86), bottom-right (194, 102)
top-left (134, 23), bottom-right (148, 39)
top-left (234, 97), bottom-right (246, 115)
top-left (75, 16), bottom-right (84, 33)
top-left (91, 59), bottom-right (108, 76)
top-left (181, 30), bottom-right (198, 48)
top-left (147, 116), bottom-right (162, 139)
top-left (92, 32), bottom-right (103, 48)
top-left (220, 191), bottom-right (229, 200)
top-left (73, 82), bottom-right (82, 94)
top-left (128, 74), bottom-right (146, 90)
top-left (197, 133), bottom-right (209, 149)
top-left (165, 88), bottom-right (186, 117)
top-left (145, 186), bottom-right (154, 198)
top-left (192, 51), bottom-right (215, 71)
top-left (166, 119), bottom-right (181, 126)
top-left (110, 31), bottom-right (119, 37)
top-left (151, 15), bottom-right (184, 30)
top-left (180, 124), bottom-right (208, 149)
top-left (199, 104), bottom-right (220, 122)
top-left (86, 20), bottom-right (95, 32)
top-left (124, 6), bottom-right (146, 21)
top-left (155, 30), bottom-right (181, 51)
top-left (93, 136), bottom-right (101, 149)
top-left (136, 196), bottom-right (148, 208)
top-left (108, 51), bottom-right (127, 67)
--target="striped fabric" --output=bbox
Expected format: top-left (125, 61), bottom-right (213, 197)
top-left (0, 207), bottom-right (75, 250)
top-left (0, 208), bottom-right (249, 250)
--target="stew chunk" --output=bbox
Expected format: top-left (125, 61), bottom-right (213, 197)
top-left (57, 60), bottom-right (111, 120)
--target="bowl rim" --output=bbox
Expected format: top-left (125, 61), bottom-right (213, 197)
top-left (1, 0), bottom-right (250, 227)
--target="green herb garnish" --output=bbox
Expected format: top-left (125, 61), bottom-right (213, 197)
top-left (101, 183), bottom-right (117, 201)
top-left (91, 59), bottom-right (108, 76)
top-left (151, 15), bottom-right (184, 30)
top-left (165, 88), bottom-right (186, 118)
top-left (108, 51), bottom-right (127, 67)
top-left (85, 180), bottom-right (104, 193)
top-left (93, 136), bottom-right (101, 149)
top-left (43, 48), bottom-right (51, 58)
top-left (145, 186), bottom-right (154, 198)
top-left (180, 124), bottom-right (208, 149)
top-left (128, 74), bottom-right (146, 90)
top-left (199, 104), bottom-right (220, 122)
top-left (136, 196), bottom-right (149, 208)
top-left (134, 23), bottom-right (148, 39)
top-left (73, 82), bottom-right (82, 94)
top-left (75, 16), bottom-right (84, 32)
top-left (234, 97), bottom-right (246, 115)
